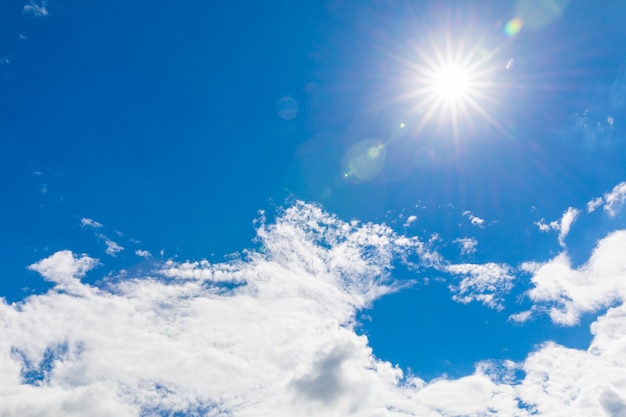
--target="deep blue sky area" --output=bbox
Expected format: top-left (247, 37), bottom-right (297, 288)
top-left (2, 0), bottom-right (626, 387)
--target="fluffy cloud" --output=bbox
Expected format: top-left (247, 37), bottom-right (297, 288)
top-left (526, 230), bottom-right (626, 325)
top-left (4, 201), bottom-right (626, 416)
top-left (586, 182), bottom-right (626, 216)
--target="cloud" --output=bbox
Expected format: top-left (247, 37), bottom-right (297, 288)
top-left (603, 182), bottom-right (626, 216)
top-left (101, 236), bottom-right (124, 256)
top-left (454, 237), bottom-right (478, 255)
top-left (135, 249), bottom-right (152, 258)
top-left (463, 211), bottom-right (485, 227)
top-left (23, 0), bottom-right (49, 17)
top-left (587, 197), bottom-right (604, 213)
top-left (27, 250), bottom-right (98, 294)
top-left (80, 218), bottom-right (103, 229)
top-left (446, 262), bottom-right (515, 310)
top-left (534, 207), bottom-right (580, 247)
top-left (526, 230), bottom-right (626, 325)
top-left (586, 182), bottom-right (626, 216)
top-left (6, 201), bottom-right (626, 416)
top-left (403, 215), bottom-right (417, 227)
top-left (0, 57), bottom-right (10, 64)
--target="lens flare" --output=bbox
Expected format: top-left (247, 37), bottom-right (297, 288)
top-left (504, 18), bottom-right (524, 36)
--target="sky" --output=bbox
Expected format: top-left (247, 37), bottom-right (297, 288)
top-left (2, 0), bottom-right (626, 415)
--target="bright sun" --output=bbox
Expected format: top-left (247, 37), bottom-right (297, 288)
top-left (432, 65), bottom-right (470, 101)
top-left (398, 36), bottom-right (499, 140)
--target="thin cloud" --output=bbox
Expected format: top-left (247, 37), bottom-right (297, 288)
top-left (23, 0), bottom-right (49, 17)
top-left (101, 235), bottom-right (124, 256)
top-left (80, 217), bottom-right (103, 229)
top-left (446, 262), bottom-right (515, 310)
top-left (454, 237), bottom-right (478, 255)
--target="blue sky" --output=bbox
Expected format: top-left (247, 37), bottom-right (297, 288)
top-left (2, 0), bottom-right (626, 415)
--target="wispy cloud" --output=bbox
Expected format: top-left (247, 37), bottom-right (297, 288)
top-left (446, 262), bottom-right (515, 310)
top-left (80, 217), bottom-right (103, 229)
top-left (454, 237), bottom-right (478, 255)
top-left (23, 0), bottom-right (49, 17)
top-left (100, 234), bottom-right (124, 256)
top-left (535, 207), bottom-right (579, 247)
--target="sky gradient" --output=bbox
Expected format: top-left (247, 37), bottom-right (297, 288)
top-left (2, 0), bottom-right (626, 416)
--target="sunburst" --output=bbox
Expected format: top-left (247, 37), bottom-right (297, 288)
top-left (399, 36), bottom-right (501, 140)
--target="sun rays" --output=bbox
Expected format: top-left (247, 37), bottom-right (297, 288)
top-left (398, 35), bottom-right (503, 141)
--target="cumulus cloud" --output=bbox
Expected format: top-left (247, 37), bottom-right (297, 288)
top-left (6, 201), bottom-right (626, 416)
top-left (23, 0), bottom-right (49, 17)
top-left (526, 230), bottom-right (626, 325)
top-left (446, 262), bottom-right (515, 310)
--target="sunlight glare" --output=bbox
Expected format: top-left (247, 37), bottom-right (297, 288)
top-left (432, 65), bottom-right (469, 101)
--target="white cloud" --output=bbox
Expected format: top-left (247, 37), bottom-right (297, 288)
top-left (102, 236), bottom-right (124, 256)
top-left (403, 215), bottom-right (417, 227)
top-left (604, 182), bottom-right (626, 216)
top-left (508, 310), bottom-right (533, 323)
top-left (135, 249), bottom-right (152, 258)
top-left (27, 250), bottom-right (98, 294)
top-left (80, 218), bottom-right (103, 229)
top-left (446, 262), bottom-right (515, 310)
top-left (23, 0), bottom-right (49, 17)
top-left (463, 211), bottom-right (485, 227)
top-left (526, 230), bottom-right (626, 325)
top-left (454, 237), bottom-right (478, 255)
top-left (7, 201), bottom-right (626, 416)
top-left (558, 207), bottom-right (579, 247)
top-left (534, 219), bottom-right (552, 232)
top-left (586, 182), bottom-right (626, 216)
top-left (1, 202), bottom-right (445, 416)
top-left (587, 197), bottom-right (604, 213)
top-left (534, 207), bottom-right (580, 247)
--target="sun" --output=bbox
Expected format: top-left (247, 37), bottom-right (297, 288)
top-left (432, 65), bottom-right (470, 101)
top-left (397, 36), bottom-right (500, 140)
